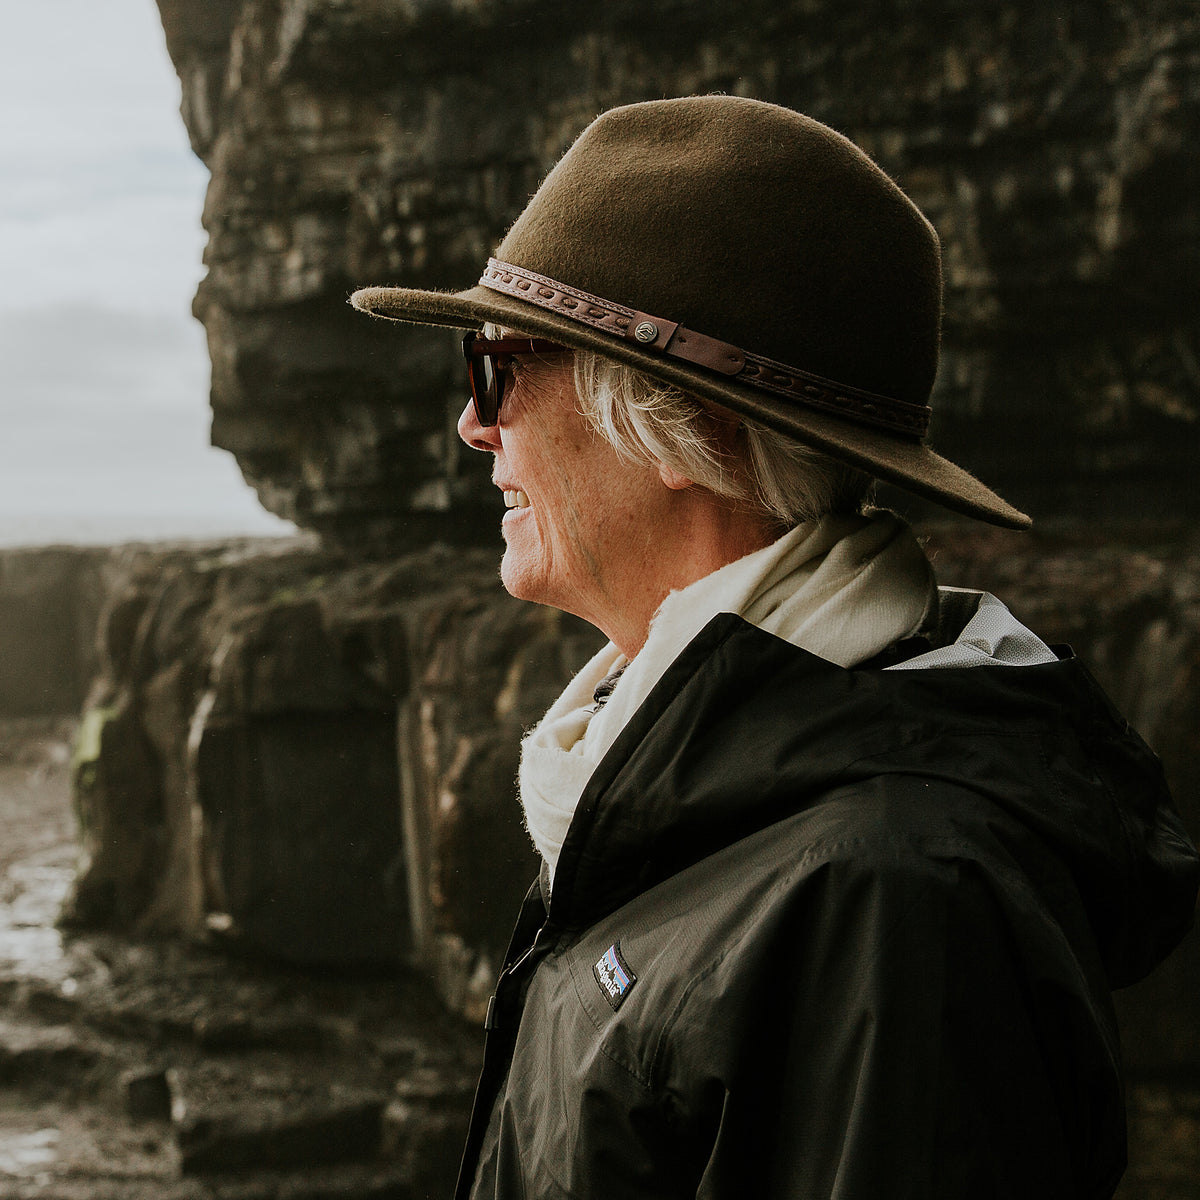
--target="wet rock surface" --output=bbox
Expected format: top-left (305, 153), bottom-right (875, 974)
top-left (0, 720), bottom-right (479, 1199)
top-left (1, 702), bottom-right (1198, 1196)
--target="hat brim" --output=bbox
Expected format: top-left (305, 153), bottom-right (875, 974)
top-left (351, 283), bottom-right (1031, 530)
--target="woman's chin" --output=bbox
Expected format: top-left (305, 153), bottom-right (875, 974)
top-left (499, 552), bottom-right (547, 607)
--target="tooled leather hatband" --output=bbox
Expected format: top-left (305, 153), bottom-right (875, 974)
top-left (479, 259), bottom-right (932, 439)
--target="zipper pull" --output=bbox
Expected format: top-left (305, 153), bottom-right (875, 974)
top-left (484, 994), bottom-right (498, 1031)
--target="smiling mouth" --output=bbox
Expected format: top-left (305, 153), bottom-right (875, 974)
top-left (504, 489), bottom-right (531, 510)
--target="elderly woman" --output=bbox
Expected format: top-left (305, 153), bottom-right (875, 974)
top-left (353, 98), bottom-right (1197, 1200)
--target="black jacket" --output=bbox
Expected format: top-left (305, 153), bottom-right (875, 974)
top-left (458, 613), bottom-right (1199, 1200)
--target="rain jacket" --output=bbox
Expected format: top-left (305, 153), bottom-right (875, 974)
top-left (458, 603), bottom-right (1199, 1200)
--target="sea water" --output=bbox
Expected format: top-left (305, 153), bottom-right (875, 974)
top-left (0, 511), bottom-right (298, 549)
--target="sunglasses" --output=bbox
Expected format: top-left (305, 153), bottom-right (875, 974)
top-left (462, 331), bottom-right (570, 426)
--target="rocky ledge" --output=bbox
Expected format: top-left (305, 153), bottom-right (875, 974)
top-left (0, 720), bottom-right (478, 1199)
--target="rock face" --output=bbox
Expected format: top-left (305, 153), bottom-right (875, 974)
top-left (0, 725), bottom-right (480, 1200)
top-left (157, 0), bottom-right (1199, 546)
top-left (63, 538), bottom-right (600, 1001)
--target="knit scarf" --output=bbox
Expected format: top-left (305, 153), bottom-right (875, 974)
top-left (518, 511), bottom-right (936, 885)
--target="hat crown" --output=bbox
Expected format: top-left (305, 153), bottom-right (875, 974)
top-left (496, 96), bottom-right (942, 406)
top-left (348, 97), bottom-right (1030, 528)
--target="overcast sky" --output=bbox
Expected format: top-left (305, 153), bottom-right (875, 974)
top-left (0, 0), bottom-right (295, 544)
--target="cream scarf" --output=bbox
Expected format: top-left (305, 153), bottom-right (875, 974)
top-left (518, 511), bottom-right (936, 885)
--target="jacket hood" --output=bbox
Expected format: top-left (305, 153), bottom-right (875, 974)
top-left (551, 613), bottom-right (1199, 990)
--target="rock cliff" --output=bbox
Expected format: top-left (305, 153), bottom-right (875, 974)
top-left (140, 0), bottom-right (1200, 1051)
top-left (5, 4), bottom-right (1197, 1190)
top-left (157, 0), bottom-right (1199, 546)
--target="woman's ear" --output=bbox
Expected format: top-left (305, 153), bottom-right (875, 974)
top-left (657, 462), bottom-right (694, 491)
top-left (656, 402), bottom-right (742, 491)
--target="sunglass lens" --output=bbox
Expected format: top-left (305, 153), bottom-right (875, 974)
top-left (463, 331), bottom-right (501, 426)
top-left (476, 354), bottom-right (498, 424)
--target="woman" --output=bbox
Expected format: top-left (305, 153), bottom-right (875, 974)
top-left (353, 97), bottom-right (1198, 1200)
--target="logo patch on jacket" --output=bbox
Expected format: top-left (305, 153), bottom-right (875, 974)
top-left (593, 942), bottom-right (637, 1010)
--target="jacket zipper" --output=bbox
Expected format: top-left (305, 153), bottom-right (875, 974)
top-left (454, 913), bottom-right (559, 1199)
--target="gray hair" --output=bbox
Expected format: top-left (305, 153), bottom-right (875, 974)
top-left (571, 351), bottom-right (873, 528)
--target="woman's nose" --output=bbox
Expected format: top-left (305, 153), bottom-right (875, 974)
top-left (457, 399), bottom-right (501, 451)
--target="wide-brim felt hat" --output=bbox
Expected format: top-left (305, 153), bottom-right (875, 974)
top-left (351, 96), bottom-right (1030, 529)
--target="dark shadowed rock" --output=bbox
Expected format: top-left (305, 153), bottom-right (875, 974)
top-left (175, 1095), bottom-right (387, 1174)
top-left (196, 708), bottom-right (407, 966)
top-left (57, 540), bottom-right (579, 980)
top-left (122, 1065), bottom-right (174, 1121)
top-left (153, 0), bottom-right (1199, 548)
top-left (0, 1021), bottom-right (103, 1091)
top-left (64, 689), bottom-right (166, 931)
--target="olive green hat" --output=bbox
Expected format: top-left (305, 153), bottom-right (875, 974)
top-left (351, 95), bottom-right (1029, 529)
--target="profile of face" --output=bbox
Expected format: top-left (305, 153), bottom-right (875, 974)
top-left (456, 346), bottom-right (687, 642)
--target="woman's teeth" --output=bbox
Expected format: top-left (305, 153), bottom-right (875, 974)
top-left (504, 490), bottom-right (530, 509)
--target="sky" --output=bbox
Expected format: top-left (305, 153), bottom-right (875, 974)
top-left (0, 0), bottom-right (296, 545)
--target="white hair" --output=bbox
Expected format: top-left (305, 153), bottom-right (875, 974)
top-left (481, 323), bottom-right (873, 526)
top-left (571, 351), bottom-right (873, 528)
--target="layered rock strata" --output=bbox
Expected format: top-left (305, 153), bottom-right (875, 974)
top-left (157, 0), bottom-right (1200, 547)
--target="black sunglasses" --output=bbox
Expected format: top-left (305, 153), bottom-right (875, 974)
top-left (462, 331), bottom-right (570, 426)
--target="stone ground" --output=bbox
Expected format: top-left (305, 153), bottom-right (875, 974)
top-left (0, 719), bottom-right (1196, 1198)
top-left (0, 719), bottom-right (480, 1200)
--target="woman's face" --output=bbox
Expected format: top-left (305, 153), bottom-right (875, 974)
top-left (456, 348), bottom-right (679, 642)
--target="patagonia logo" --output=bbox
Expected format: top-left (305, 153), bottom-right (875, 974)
top-left (593, 942), bottom-right (637, 1010)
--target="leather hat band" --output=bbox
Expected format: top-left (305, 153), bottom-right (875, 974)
top-left (480, 259), bottom-right (932, 439)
